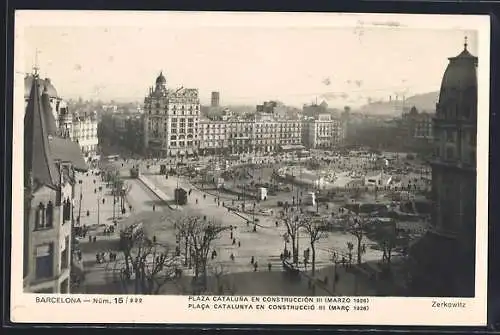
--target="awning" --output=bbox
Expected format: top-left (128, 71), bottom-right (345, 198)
top-left (281, 144), bottom-right (305, 151)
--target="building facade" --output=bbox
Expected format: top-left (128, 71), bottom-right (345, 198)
top-left (143, 72), bottom-right (201, 157)
top-left (302, 114), bottom-right (344, 149)
top-left (59, 107), bottom-right (99, 158)
top-left (211, 91), bottom-right (220, 107)
top-left (24, 70), bottom-right (87, 293)
top-left (25, 74), bottom-right (99, 159)
top-left (199, 113), bottom-right (302, 156)
top-left (410, 41), bottom-right (477, 297)
top-left (253, 114), bottom-right (302, 154)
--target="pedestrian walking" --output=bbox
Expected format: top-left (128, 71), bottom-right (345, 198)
top-left (251, 256), bottom-right (254, 264)
top-left (268, 262), bottom-right (272, 272)
top-left (254, 262), bottom-right (258, 272)
top-left (238, 241), bottom-right (241, 247)
top-left (93, 236), bottom-right (97, 243)
top-left (153, 204), bottom-right (156, 211)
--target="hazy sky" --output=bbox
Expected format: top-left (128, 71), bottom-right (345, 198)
top-left (21, 16), bottom-right (478, 107)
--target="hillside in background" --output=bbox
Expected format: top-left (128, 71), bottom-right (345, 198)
top-left (358, 91), bottom-right (439, 116)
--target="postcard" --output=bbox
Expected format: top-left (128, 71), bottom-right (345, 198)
top-left (10, 10), bottom-right (490, 326)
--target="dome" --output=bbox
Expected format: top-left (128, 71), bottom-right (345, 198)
top-left (437, 41), bottom-right (477, 120)
top-left (24, 75), bottom-right (59, 99)
top-left (155, 71), bottom-right (166, 85)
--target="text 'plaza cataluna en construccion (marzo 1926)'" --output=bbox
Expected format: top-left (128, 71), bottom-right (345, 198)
top-left (22, 25), bottom-right (478, 300)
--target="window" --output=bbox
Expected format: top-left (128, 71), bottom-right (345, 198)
top-left (61, 236), bottom-right (69, 270)
top-left (35, 202), bottom-right (53, 230)
top-left (446, 147), bottom-right (454, 160)
top-left (446, 129), bottom-right (454, 142)
top-left (35, 243), bottom-right (54, 280)
top-left (470, 150), bottom-right (476, 165)
top-left (62, 198), bottom-right (71, 222)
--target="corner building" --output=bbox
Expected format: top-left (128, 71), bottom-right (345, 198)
top-left (409, 41), bottom-right (477, 297)
top-left (24, 71), bottom-right (88, 293)
top-left (143, 72), bottom-right (201, 157)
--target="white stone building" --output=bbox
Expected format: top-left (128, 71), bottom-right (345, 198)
top-left (143, 72), bottom-right (201, 157)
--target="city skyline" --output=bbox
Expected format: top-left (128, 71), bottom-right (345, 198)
top-left (20, 13), bottom-right (477, 107)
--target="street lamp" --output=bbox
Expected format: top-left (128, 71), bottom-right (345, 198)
top-left (97, 186), bottom-right (103, 226)
top-left (77, 180), bottom-right (83, 225)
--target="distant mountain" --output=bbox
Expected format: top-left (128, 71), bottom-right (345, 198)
top-left (358, 91), bottom-right (439, 116)
top-left (404, 92), bottom-right (440, 112)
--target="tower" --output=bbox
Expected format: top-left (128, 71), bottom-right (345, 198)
top-left (211, 91), bottom-right (220, 107)
top-left (409, 38), bottom-right (477, 297)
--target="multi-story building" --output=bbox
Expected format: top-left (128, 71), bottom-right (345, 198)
top-left (143, 72), bottom-right (201, 157)
top-left (211, 91), bottom-right (220, 107)
top-left (25, 74), bottom-right (99, 159)
top-left (410, 41), bottom-right (477, 297)
top-left (199, 119), bottom-right (230, 155)
top-left (59, 107), bottom-right (99, 158)
top-left (199, 112), bottom-right (302, 155)
top-left (302, 101), bottom-right (328, 118)
top-left (253, 114), bottom-right (302, 154)
top-left (24, 70), bottom-right (87, 293)
top-left (413, 112), bottom-right (434, 140)
top-left (302, 114), bottom-right (344, 149)
top-left (226, 120), bottom-right (254, 154)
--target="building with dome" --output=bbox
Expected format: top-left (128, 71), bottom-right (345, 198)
top-left (143, 71), bottom-right (201, 157)
top-left (409, 39), bottom-right (477, 297)
top-left (24, 73), bottom-right (99, 160)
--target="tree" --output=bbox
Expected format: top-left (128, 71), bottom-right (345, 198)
top-left (113, 223), bottom-right (180, 294)
top-left (176, 216), bottom-right (227, 290)
top-left (209, 263), bottom-right (237, 295)
top-left (347, 214), bottom-right (365, 265)
top-left (380, 223), bottom-right (398, 266)
top-left (282, 210), bottom-right (303, 265)
top-left (346, 241), bottom-right (354, 266)
top-left (300, 216), bottom-right (328, 276)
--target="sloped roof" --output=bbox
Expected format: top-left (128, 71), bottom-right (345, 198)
top-left (24, 75), bottom-right (58, 99)
top-left (24, 75), bottom-right (60, 189)
top-left (41, 87), bottom-right (59, 136)
top-left (48, 137), bottom-right (89, 172)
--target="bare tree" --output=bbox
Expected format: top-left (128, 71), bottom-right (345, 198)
top-left (380, 223), bottom-right (398, 267)
top-left (209, 263), bottom-right (237, 295)
top-left (347, 214), bottom-right (365, 265)
top-left (281, 209), bottom-right (303, 265)
top-left (176, 216), bottom-right (227, 290)
top-left (300, 216), bottom-right (328, 276)
top-left (113, 223), bottom-right (180, 294)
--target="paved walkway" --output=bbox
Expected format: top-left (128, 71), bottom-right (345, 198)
top-left (144, 171), bottom-right (384, 275)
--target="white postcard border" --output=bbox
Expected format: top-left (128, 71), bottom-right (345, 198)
top-left (10, 11), bottom-right (490, 326)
